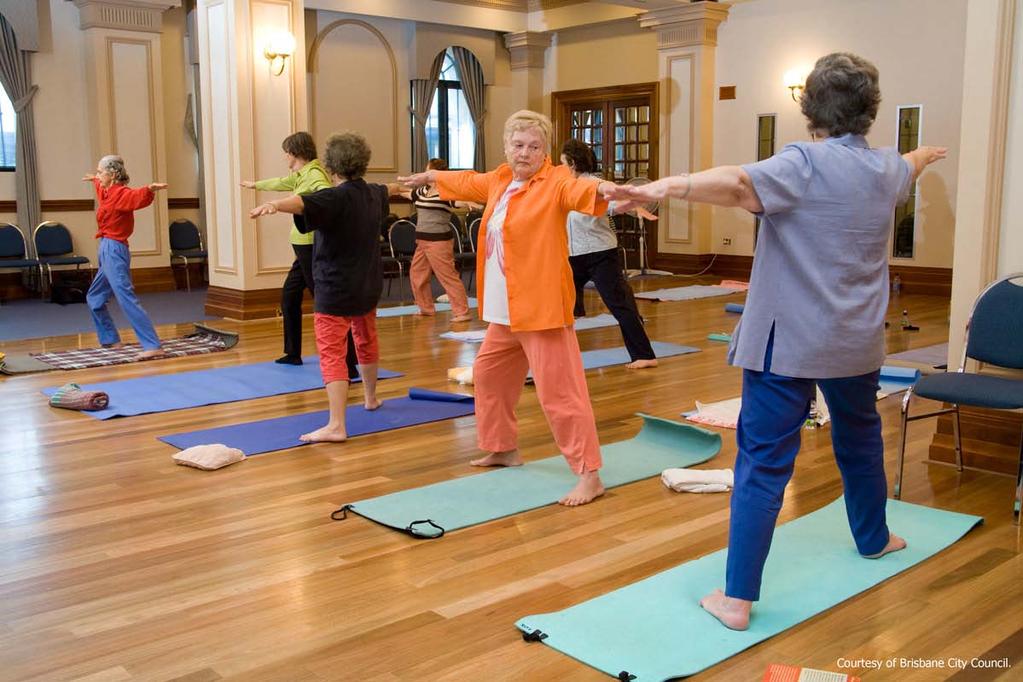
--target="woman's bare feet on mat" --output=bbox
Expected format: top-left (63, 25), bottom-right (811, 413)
top-left (700, 589), bottom-right (751, 631)
top-left (625, 358), bottom-right (658, 369)
top-left (415, 310), bottom-right (435, 317)
top-left (470, 449), bottom-right (523, 467)
top-left (863, 533), bottom-right (907, 559)
top-left (559, 471), bottom-right (605, 506)
top-left (450, 313), bottom-right (472, 323)
top-left (137, 349), bottom-right (167, 360)
top-left (364, 398), bottom-right (383, 411)
top-left (300, 424), bottom-right (348, 443)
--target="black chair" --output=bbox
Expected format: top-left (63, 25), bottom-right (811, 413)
top-left (0, 223), bottom-right (40, 302)
top-left (609, 214), bottom-right (628, 278)
top-left (169, 219), bottom-right (208, 291)
top-left (895, 273), bottom-right (1023, 523)
top-left (452, 223), bottom-right (475, 286)
top-left (468, 218), bottom-right (481, 252)
top-left (33, 221), bottom-right (90, 290)
top-left (388, 219), bottom-right (417, 303)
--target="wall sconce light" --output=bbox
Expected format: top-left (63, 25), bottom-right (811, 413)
top-left (783, 68), bottom-right (806, 102)
top-left (264, 31), bottom-right (296, 76)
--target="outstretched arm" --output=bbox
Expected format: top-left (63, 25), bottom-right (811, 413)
top-left (903, 146), bottom-right (947, 183)
top-left (603, 167), bottom-right (763, 214)
top-left (250, 194), bottom-right (305, 218)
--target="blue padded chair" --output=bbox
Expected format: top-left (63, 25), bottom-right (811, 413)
top-left (387, 219), bottom-right (417, 303)
top-left (894, 273), bottom-right (1023, 523)
top-left (169, 219), bottom-right (208, 291)
top-left (0, 223), bottom-right (40, 300)
top-left (33, 221), bottom-right (90, 289)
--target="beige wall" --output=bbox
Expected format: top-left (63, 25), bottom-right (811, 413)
top-left (543, 19), bottom-right (658, 102)
top-left (711, 0), bottom-right (966, 267)
top-left (307, 10), bottom-right (517, 180)
top-left (999, 1), bottom-right (1023, 278)
top-left (0, 1), bottom-right (198, 269)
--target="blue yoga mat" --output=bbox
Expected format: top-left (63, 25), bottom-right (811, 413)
top-left (335, 414), bottom-right (721, 538)
top-left (158, 388), bottom-right (474, 455)
top-left (516, 498), bottom-right (982, 681)
top-left (635, 286), bottom-right (736, 302)
top-left (579, 341), bottom-right (698, 370)
top-left (724, 302), bottom-right (745, 314)
top-left (377, 298), bottom-right (478, 318)
top-left (878, 365), bottom-right (920, 396)
top-left (42, 357), bottom-right (402, 420)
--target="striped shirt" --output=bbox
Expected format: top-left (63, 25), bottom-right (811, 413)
top-left (413, 185), bottom-right (456, 240)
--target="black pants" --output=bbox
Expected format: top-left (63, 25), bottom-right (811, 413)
top-left (570, 247), bottom-right (655, 361)
top-left (283, 244), bottom-right (358, 377)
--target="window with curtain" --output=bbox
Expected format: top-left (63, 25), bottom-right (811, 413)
top-left (423, 49), bottom-right (475, 170)
top-left (893, 105), bottom-right (921, 259)
top-left (0, 85), bottom-right (15, 171)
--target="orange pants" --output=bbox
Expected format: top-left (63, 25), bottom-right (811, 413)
top-left (410, 238), bottom-right (470, 316)
top-left (473, 323), bottom-right (601, 474)
top-left (313, 311), bottom-right (379, 384)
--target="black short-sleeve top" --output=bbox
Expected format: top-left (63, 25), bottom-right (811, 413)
top-left (300, 179), bottom-right (386, 316)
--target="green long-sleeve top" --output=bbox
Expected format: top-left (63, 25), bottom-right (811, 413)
top-left (254, 159), bottom-right (332, 245)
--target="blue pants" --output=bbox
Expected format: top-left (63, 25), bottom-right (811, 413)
top-left (725, 338), bottom-right (890, 601)
top-left (86, 238), bottom-right (161, 350)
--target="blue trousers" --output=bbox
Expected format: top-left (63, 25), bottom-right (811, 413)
top-left (86, 238), bottom-right (161, 350)
top-left (725, 338), bottom-right (890, 601)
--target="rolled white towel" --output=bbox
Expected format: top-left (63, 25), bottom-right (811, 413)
top-left (661, 467), bottom-right (734, 493)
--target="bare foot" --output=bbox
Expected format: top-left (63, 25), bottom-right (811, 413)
top-left (625, 358), bottom-right (658, 369)
top-left (450, 313), bottom-right (473, 323)
top-left (137, 349), bottom-right (168, 360)
top-left (559, 470), bottom-right (605, 506)
top-left (699, 589), bottom-right (752, 631)
top-left (863, 533), bottom-right (907, 559)
top-left (470, 449), bottom-right (523, 467)
top-left (364, 398), bottom-right (383, 411)
top-left (299, 424), bottom-right (348, 443)
top-left (415, 310), bottom-right (436, 317)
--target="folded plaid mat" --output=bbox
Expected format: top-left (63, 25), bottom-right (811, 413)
top-left (30, 324), bottom-right (239, 371)
top-left (49, 382), bottom-right (109, 410)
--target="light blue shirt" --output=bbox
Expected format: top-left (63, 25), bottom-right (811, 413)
top-left (728, 134), bottom-right (913, 379)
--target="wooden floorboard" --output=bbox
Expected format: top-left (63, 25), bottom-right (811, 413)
top-left (1, 278), bottom-right (1019, 681)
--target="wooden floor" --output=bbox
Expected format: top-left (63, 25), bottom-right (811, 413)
top-left (1, 277), bottom-right (1020, 682)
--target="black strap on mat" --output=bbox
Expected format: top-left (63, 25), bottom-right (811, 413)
top-left (330, 505), bottom-right (446, 539)
top-left (522, 629), bottom-right (548, 643)
top-left (617, 673), bottom-right (636, 681)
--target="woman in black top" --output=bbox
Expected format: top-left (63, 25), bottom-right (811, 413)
top-left (251, 131), bottom-right (386, 442)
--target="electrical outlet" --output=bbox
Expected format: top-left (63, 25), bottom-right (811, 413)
top-left (722, 238), bottom-right (732, 246)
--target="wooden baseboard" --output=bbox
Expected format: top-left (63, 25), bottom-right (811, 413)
top-left (928, 405), bottom-right (1022, 475)
top-left (0, 265), bottom-right (202, 301)
top-left (890, 265), bottom-right (953, 296)
top-left (708, 254), bottom-right (753, 280)
top-left (204, 285), bottom-right (315, 320)
top-left (651, 252), bottom-right (715, 275)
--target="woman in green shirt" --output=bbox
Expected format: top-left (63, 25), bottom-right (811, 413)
top-left (241, 132), bottom-right (357, 376)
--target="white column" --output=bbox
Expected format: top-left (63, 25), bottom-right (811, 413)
top-left (73, 0), bottom-right (179, 268)
top-left (504, 31), bottom-right (551, 114)
top-left (195, 0), bottom-right (307, 299)
top-left (639, 1), bottom-right (729, 255)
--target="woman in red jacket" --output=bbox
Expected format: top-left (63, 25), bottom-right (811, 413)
top-left (83, 155), bottom-right (168, 358)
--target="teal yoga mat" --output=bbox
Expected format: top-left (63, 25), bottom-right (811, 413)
top-left (377, 298), bottom-right (478, 318)
top-left (515, 498), bottom-right (982, 681)
top-left (334, 414), bottom-right (721, 538)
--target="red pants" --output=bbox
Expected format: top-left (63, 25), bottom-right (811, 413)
top-left (313, 311), bottom-right (379, 383)
top-left (411, 238), bottom-right (470, 316)
top-left (473, 323), bottom-right (601, 474)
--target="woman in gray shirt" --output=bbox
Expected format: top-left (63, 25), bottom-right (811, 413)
top-left (606, 52), bottom-right (946, 630)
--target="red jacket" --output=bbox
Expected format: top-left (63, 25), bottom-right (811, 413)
top-left (93, 178), bottom-right (155, 244)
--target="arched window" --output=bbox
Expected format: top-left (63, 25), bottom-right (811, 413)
top-left (0, 85), bottom-right (15, 170)
top-left (424, 49), bottom-right (475, 169)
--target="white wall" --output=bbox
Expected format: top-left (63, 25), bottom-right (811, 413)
top-left (999, 1), bottom-right (1023, 277)
top-left (711, 0), bottom-right (967, 267)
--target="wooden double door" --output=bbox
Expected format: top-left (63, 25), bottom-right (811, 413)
top-left (552, 82), bottom-right (659, 268)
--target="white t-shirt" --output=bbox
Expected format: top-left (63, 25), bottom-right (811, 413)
top-left (482, 180), bottom-right (525, 325)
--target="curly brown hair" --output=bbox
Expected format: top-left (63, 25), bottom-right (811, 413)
top-left (800, 52), bottom-right (881, 137)
top-left (323, 132), bottom-right (372, 180)
top-left (560, 138), bottom-right (597, 174)
top-left (281, 132), bottom-right (318, 161)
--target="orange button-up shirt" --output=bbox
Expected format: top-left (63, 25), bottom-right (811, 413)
top-left (436, 158), bottom-right (608, 332)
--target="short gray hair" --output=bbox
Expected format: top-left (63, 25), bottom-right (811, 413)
top-left (323, 132), bottom-right (371, 180)
top-left (98, 155), bottom-right (130, 184)
top-left (800, 52), bottom-right (881, 137)
top-left (503, 109), bottom-right (552, 148)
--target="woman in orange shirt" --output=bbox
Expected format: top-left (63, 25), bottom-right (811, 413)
top-left (401, 110), bottom-right (630, 506)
